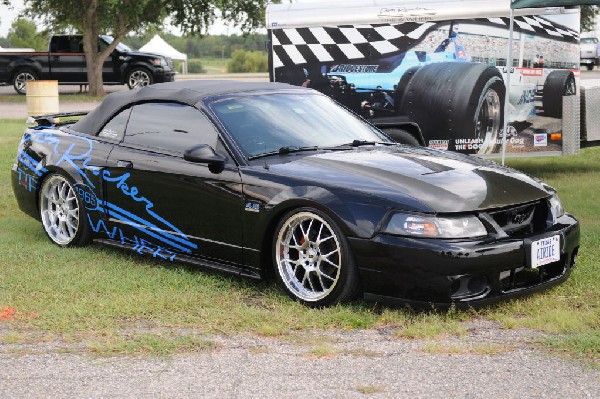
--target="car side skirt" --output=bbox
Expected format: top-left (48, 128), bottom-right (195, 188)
top-left (94, 238), bottom-right (262, 280)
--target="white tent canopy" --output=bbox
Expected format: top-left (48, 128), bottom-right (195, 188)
top-left (139, 34), bottom-right (188, 74)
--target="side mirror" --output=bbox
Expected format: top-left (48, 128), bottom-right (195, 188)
top-left (183, 144), bottom-right (226, 174)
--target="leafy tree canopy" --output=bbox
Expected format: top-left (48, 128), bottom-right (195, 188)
top-left (581, 5), bottom-right (599, 32)
top-left (6, 17), bottom-right (47, 50)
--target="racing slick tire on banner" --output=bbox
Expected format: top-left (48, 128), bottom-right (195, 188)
top-left (542, 70), bottom-right (576, 118)
top-left (397, 62), bottom-right (505, 155)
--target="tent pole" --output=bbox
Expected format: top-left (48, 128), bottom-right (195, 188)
top-left (501, 7), bottom-right (515, 166)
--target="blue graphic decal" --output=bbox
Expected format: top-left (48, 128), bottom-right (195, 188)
top-left (73, 183), bottom-right (99, 210)
top-left (17, 150), bottom-right (48, 177)
top-left (21, 130), bottom-right (198, 257)
top-left (88, 215), bottom-right (177, 262)
top-left (16, 166), bottom-right (37, 192)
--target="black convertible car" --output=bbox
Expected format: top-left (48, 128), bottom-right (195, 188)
top-left (12, 81), bottom-right (579, 307)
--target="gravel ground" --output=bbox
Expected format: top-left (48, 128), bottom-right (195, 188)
top-left (0, 321), bottom-right (598, 398)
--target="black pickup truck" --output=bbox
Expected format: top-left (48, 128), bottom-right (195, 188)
top-left (0, 35), bottom-right (176, 94)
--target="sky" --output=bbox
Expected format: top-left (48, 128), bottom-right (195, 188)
top-left (1, 1), bottom-right (598, 40)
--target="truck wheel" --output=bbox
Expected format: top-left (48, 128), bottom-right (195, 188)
top-left (398, 62), bottom-right (505, 155)
top-left (126, 68), bottom-right (153, 89)
top-left (542, 70), bottom-right (576, 118)
top-left (383, 128), bottom-right (420, 146)
top-left (586, 64), bottom-right (594, 71)
top-left (13, 68), bottom-right (38, 95)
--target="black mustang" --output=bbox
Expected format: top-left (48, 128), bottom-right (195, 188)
top-left (12, 81), bottom-right (579, 307)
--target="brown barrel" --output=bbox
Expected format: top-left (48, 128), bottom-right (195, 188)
top-left (26, 80), bottom-right (59, 116)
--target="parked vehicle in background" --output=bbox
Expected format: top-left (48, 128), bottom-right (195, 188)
top-left (0, 35), bottom-right (176, 94)
top-left (580, 37), bottom-right (599, 70)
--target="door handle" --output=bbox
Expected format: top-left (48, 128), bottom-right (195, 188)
top-left (117, 160), bottom-right (133, 168)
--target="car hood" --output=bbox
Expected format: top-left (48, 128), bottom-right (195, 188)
top-left (126, 51), bottom-right (166, 59)
top-left (266, 146), bottom-right (550, 213)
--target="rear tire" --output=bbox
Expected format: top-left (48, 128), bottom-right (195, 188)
top-left (12, 68), bottom-right (38, 95)
top-left (273, 208), bottom-right (359, 307)
top-left (542, 70), bottom-right (576, 118)
top-left (39, 174), bottom-right (91, 247)
top-left (398, 62), bottom-right (505, 154)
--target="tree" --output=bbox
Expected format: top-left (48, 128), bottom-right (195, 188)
top-left (6, 18), bottom-right (47, 50)
top-left (581, 5), bottom-right (599, 33)
top-left (4, 0), bottom-right (268, 96)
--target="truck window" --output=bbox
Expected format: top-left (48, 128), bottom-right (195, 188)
top-left (50, 36), bottom-right (83, 53)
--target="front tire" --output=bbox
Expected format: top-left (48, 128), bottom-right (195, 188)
top-left (13, 68), bottom-right (38, 95)
top-left (39, 174), bottom-right (91, 247)
top-left (273, 208), bottom-right (359, 307)
top-left (543, 70), bottom-right (576, 118)
top-left (126, 68), bottom-right (153, 89)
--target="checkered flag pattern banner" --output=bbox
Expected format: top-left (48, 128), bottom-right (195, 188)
top-left (475, 15), bottom-right (579, 42)
top-left (271, 16), bottom-right (579, 68)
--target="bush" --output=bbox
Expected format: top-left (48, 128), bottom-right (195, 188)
top-left (187, 60), bottom-right (206, 74)
top-left (227, 50), bottom-right (268, 73)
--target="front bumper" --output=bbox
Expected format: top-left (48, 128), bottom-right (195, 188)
top-left (154, 67), bottom-right (176, 83)
top-left (350, 214), bottom-right (579, 308)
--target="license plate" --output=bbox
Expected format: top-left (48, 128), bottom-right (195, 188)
top-left (531, 235), bottom-right (560, 268)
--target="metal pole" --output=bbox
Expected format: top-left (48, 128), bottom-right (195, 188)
top-left (501, 7), bottom-right (515, 166)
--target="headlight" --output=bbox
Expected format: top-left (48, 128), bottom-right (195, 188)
top-left (549, 193), bottom-right (565, 224)
top-left (152, 57), bottom-right (168, 66)
top-left (383, 213), bottom-right (487, 238)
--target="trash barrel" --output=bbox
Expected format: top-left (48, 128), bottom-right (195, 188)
top-left (26, 80), bottom-right (59, 116)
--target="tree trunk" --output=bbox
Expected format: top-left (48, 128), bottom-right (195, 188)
top-left (81, 0), bottom-right (124, 97)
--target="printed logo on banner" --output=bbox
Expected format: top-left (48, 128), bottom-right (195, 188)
top-left (534, 133), bottom-right (548, 147)
top-left (428, 140), bottom-right (449, 151)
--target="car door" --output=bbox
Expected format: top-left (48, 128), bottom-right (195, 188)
top-left (104, 102), bottom-right (244, 265)
top-left (49, 35), bottom-right (86, 82)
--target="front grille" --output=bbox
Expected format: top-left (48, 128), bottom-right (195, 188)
top-left (500, 258), bottom-right (567, 292)
top-left (488, 200), bottom-right (549, 237)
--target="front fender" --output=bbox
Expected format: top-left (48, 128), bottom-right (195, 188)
top-left (120, 61), bottom-right (154, 83)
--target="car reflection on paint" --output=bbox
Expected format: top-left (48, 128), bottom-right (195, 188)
top-left (11, 81), bottom-right (580, 308)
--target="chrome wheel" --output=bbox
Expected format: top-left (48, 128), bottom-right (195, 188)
top-left (14, 70), bottom-right (36, 94)
top-left (127, 69), bottom-right (151, 89)
top-left (275, 211), bottom-right (342, 302)
top-left (40, 175), bottom-right (80, 245)
top-left (475, 88), bottom-right (502, 155)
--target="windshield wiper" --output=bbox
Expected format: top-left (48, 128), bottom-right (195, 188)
top-left (248, 146), bottom-right (319, 160)
top-left (325, 140), bottom-right (396, 150)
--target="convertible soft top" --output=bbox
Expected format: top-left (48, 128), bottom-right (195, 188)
top-left (71, 80), bottom-right (304, 136)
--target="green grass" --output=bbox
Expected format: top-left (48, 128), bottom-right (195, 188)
top-left (189, 57), bottom-right (231, 74)
top-left (0, 118), bottom-right (598, 362)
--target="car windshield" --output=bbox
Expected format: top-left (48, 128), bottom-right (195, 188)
top-left (100, 35), bottom-right (132, 52)
top-left (581, 38), bottom-right (598, 44)
top-left (209, 92), bottom-right (392, 158)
